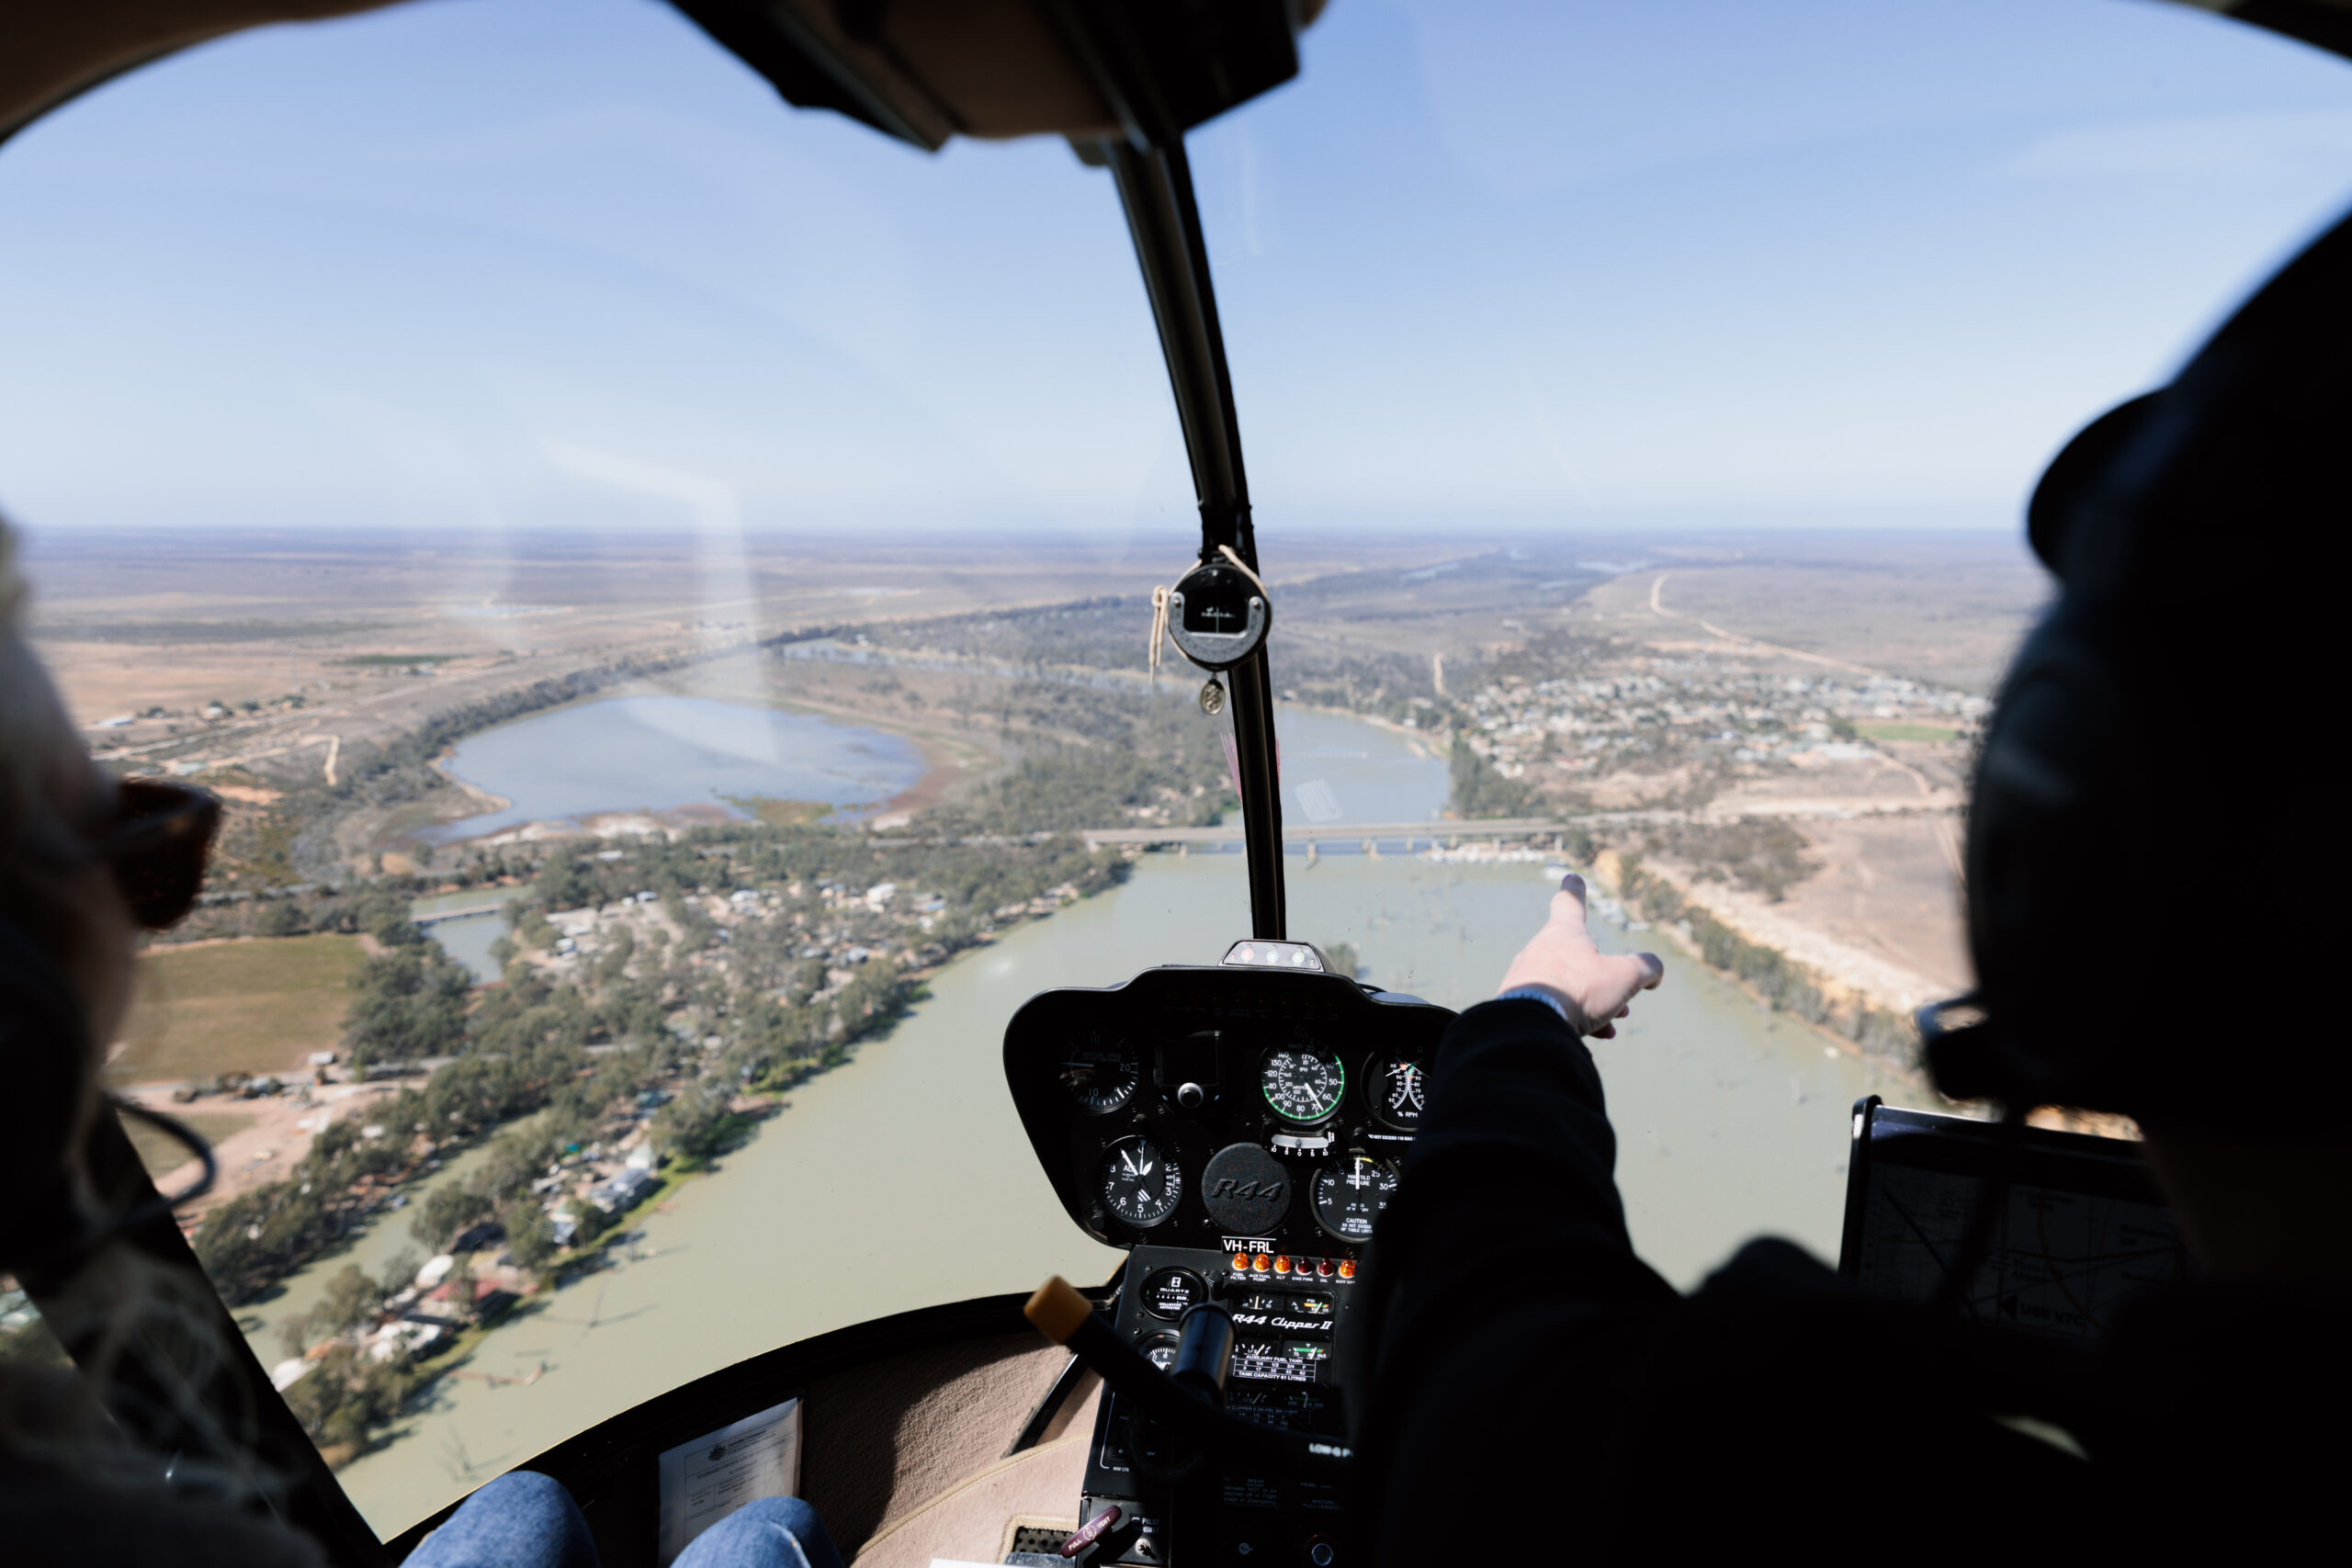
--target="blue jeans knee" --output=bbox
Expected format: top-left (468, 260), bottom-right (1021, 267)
top-left (672, 1496), bottom-right (843, 1568)
top-left (402, 1471), bottom-right (599, 1568)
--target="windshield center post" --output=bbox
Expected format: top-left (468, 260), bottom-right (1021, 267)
top-left (1097, 134), bottom-right (1288, 941)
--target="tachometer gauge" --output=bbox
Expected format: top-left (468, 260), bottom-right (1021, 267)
top-left (1060, 1038), bottom-right (1139, 1115)
top-left (1311, 1156), bottom-right (1398, 1243)
top-left (1373, 1054), bottom-right (1425, 1131)
top-left (1099, 1135), bottom-right (1182, 1229)
top-left (1261, 1047), bottom-right (1346, 1125)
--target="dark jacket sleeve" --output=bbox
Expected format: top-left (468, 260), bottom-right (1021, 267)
top-left (1345, 999), bottom-right (2098, 1561)
top-left (1345, 999), bottom-right (1676, 1559)
top-left (1361, 997), bottom-right (1674, 1338)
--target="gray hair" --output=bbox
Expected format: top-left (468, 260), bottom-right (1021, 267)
top-left (0, 516), bottom-right (277, 1503)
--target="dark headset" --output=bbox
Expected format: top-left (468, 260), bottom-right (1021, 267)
top-left (0, 903), bottom-right (98, 1269)
top-left (1928, 203), bottom-right (2351, 1136)
top-left (0, 908), bottom-right (214, 1276)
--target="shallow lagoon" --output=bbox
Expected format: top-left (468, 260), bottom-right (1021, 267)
top-left (422, 696), bottom-right (925, 841)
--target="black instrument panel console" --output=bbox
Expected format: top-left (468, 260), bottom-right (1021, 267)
top-left (1002, 964), bottom-right (1455, 1259)
top-left (1007, 964), bottom-right (1453, 1567)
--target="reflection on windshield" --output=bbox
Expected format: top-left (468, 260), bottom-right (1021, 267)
top-left (6, 0), bottom-right (2348, 1537)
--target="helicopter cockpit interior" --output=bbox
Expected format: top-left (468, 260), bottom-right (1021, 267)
top-left (5, 2), bottom-right (2349, 1565)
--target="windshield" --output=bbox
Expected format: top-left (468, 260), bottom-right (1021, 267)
top-left (5, 0), bottom-right (2347, 1537)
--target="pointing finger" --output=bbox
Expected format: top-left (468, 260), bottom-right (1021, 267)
top-left (1632, 951), bottom-right (1665, 989)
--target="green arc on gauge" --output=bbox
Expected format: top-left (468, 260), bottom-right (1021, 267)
top-left (1261, 1047), bottom-right (1347, 1123)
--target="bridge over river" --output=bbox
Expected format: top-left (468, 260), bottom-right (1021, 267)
top-left (1076, 816), bottom-right (1646, 851)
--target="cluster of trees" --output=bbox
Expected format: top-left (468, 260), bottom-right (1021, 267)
top-left (1450, 736), bottom-right (1538, 818)
top-left (1614, 856), bottom-right (1914, 1063)
top-left (161, 883), bottom-right (447, 946)
top-left (277, 1341), bottom-right (414, 1455)
top-left (399, 1037), bottom-right (695, 1265)
top-left (341, 945), bottom-right (473, 1070)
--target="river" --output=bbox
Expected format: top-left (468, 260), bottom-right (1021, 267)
top-left (310, 707), bottom-right (1919, 1533)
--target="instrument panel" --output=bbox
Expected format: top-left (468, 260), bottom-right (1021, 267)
top-left (1003, 963), bottom-right (1453, 1258)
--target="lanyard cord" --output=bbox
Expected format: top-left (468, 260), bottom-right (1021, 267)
top-left (1149, 546), bottom-right (1267, 687)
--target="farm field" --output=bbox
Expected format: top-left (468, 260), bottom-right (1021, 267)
top-left (111, 934), bottom-right (363, 1085)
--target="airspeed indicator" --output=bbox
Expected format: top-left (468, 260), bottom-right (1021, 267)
top-left (1261, 1047), bottom-right (1347, 1125)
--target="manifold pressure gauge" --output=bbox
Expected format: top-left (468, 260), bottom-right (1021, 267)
top-left (1312, 1156), bottom-right (1399, 1244)
top-left (1166, 558), bottom-right (1271, 671)
top-left (1100, 1135), bottom-right (1182, 1229)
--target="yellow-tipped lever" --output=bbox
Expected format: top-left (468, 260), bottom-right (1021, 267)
top-left (1025, 1275), bottom-right (1093, 1346)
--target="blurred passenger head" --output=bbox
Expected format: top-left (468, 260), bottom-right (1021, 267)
top-left (1939, 209), bottom-right (2347, 1143)
top-left (0, 515), bottom-right (136, 1269)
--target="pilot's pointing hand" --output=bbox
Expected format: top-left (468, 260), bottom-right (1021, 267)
top-left (1496, 874), bottom-right (1665, 1039)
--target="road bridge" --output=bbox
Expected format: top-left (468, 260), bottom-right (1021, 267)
top-left (1075, 797), bottom-right (1958, 852)
top-left (1077, 817), bottom-right (1660, 851)
top-left (413, 903), bottom-right (506, 925)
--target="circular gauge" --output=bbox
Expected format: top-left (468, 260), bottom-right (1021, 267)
top-left (1311, 1156), bottom-right (1399, 1243)
top-left (1142, 1335), bottom-right (1180, 1372)
top-left (1261, 1047), bottom-right (1347, 1125)
top-left (1099, 1135), bottom-right (1182, 1229)
top-left (1060, 1038), bottom-right (1139, 1115)
top-left (1372, 1054), bottom-right (1426, 1130)
top-left (1140, 1267), bottom-right (1207, 1321)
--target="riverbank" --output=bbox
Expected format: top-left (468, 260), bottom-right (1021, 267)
top-left (1589, 847), bottom-right (1921, 1073)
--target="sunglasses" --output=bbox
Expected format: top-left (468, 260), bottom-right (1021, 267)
top-left (94, 779), bottom-right (222, 929)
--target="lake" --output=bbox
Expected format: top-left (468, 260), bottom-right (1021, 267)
top-left (331, 708), bottom-right (1921, 1533)
top-left (421, 696), bottom-right (927, 841)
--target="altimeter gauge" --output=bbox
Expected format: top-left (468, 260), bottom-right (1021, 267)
top-left (1261, 1046), bottom-right (1347, 1125)
top-left (1311, 1156), bottom-right (1398, 1243)
top-left (1099, 1135), bottom-right (1182, 1229)
top-left (1060, 1037), bottom-right (1140, 1115)
top-left (1373, 1053), bottom-right (1425, 1130)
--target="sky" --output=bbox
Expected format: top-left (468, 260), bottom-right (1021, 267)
top-left (2, 0), bottom-right (2350, 540)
